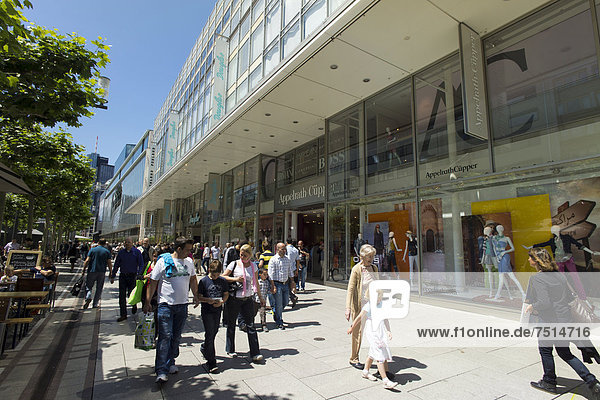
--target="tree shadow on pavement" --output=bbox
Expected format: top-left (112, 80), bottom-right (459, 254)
top-left (284, 320), bottom-right (321, 329)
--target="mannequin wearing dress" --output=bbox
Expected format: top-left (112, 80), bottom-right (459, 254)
top-left (492, 225), bottom-right (525, 301)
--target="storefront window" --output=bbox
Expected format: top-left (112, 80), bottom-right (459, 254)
top-left (327, 106), bottom-right (362, 201)
top-left (418, 157), bottom-right (600, 307)
top-left (486, 0), bottom-right (600, 171)
top-left (328, 205), bottom-right (347, 282)
top-left (415, 55), bottom-right (489, 184)
top-left (365, 79), bottom-right (414, 194)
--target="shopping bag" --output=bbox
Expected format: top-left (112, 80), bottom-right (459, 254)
top-left (128, 280), bottom-right (144, 305)
top-left (71, 276), bottom-right (84, 297)
top-left (134, 312), bottom-right (155, 350)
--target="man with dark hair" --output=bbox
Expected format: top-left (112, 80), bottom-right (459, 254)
top-left (111, 237), bottom-right (144, 322)
top-left (144, 236), bottom-right (199, 383)
top-left (22, 237), bottom-right (34, 250)
top-left (82, 239), bottom-right (112, 309)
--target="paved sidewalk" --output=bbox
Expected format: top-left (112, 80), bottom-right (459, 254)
top-left (2, 265), bottom-right (600, 399)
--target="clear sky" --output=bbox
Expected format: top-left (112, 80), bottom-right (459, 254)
top-left (23, 0), bottom-right (217, 164)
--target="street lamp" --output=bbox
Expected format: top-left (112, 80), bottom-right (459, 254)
top-left (96, 76), bottom-right (111, 109)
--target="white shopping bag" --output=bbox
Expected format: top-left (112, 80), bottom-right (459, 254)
top-left (134, 312), bottom-right (155, 350)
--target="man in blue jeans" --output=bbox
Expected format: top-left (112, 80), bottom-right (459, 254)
top-left (144, 236), bottom-right (199, 383)
top-left (267, 242), bottom-right (295, 330)
top-left (111, 237), bottom-right (144, 322)
top-left (81, 239), bottom-right (112, 309)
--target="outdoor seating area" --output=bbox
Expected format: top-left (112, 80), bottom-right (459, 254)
top-left (0, 275), bottom-right (56, 354)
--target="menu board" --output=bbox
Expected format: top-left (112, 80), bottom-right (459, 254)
top-left (6, 250), bottom-right (42, 269)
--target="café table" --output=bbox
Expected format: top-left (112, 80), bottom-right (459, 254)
top-left (0, 291), bottom-right (48, 348)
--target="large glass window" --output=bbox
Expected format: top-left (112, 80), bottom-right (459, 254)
top-left (251, 22), bottom-right (264, 62)
top-left (282, 19), bottom-right (300, 58)
top-left (302, 0), bottom-right (326, 39)
top-left (365, 79), bottom-right (414, 194)
top-left (486, 0), bottom-right (600, 171)
top-left (228, 53), bottom-right (238, 88)
top-left (253, 0), bottom-right (265, 22)
top-left (240, 13), bottom-right (251, 38)
top-left (283, 0), bottom-right (301, 27)
top-left (249, 63), bottom-right (263, 89)
top-left (327, 106), bottom-right (362, 201)
top-left (265, 2), bottom-right (281, 46)
top-left (238, 39), bottom-right (250, 78)
top-left (264, 42), bottom-right (280, 75)
top-left (415, 55), bottom-right (489, 185)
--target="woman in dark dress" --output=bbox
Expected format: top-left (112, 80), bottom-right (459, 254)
top-left (525, 247), bottom-right (600, 398)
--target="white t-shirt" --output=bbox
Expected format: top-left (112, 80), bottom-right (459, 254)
top-left (211, 246), bottom-right (220, 260)
top-left (202, 246), bottom-right (210, 258)
top-left (151, 255), bottom-right (196, 305)
top-left (226, 260), bottom-right (257, 298)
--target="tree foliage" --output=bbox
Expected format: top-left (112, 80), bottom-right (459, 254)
top-left (0, 0), bottom-right (111, 129)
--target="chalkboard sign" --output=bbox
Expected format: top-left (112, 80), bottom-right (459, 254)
top-left (6, 250), bottom-right (42, 269)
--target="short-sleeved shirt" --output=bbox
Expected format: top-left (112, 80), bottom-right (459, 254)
top-left (286, 245), bottom-right (299, 271)
top-left (226, 260), bottom-right (257, 298)
top-left (210, 246), bottom-right (220, 260)
top-left (198, 276), bottom-right (228, 314)
top-left (259, 251), bottom-right (275, 268)
top-left (150, 256), bottom-right (196, 305)
top-left (268, 254), bottom-right (294, 283)
top-left (87, 245), bottom-right (111, 273)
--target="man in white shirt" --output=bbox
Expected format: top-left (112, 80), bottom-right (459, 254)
top-left (268, 243), bottom-right (296, 329)
top-left (3, 238), bottom-right (20, 257)
top-left (144, 237), bottom-right (199, 383)
top-left (210, 242), bottom-right (221, 261)
top-left (286, 238), bottom-right (300, 307)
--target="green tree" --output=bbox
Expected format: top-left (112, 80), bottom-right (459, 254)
top-left (0, 0), bottom-right (110, 129)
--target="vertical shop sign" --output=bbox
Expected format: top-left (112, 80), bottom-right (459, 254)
top-left (165, 111), bottom-right (179, 170)
top-left (213, 36), bottom-right (228, 124)
top-left (459, 23), bottom-right (489, 140)
top-left (206, 173), bottom-right (222, 211)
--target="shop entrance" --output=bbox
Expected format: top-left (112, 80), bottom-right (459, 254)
top-left (284, 208), bottom-right (325, 280)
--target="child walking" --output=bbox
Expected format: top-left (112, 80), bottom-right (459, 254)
top-left (347, 295), bottom-right (398, 390)
top-left (257, 268), bottom-right (274, 332)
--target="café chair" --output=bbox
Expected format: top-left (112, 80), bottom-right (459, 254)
top-left (0, 297), bottom-right (34, 354)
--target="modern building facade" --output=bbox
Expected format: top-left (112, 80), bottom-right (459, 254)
top-left (87, 152), bottom-right (115, 238)
top-left (127, 0), bottom-right (600, 305)
top-left (98, 131), bottom-right (154, 241)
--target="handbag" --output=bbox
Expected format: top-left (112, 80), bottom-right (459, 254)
top-left (128, 261), bottom-right (152, 305)
top-left (71, 276), bottom-right (84, 296)
top-left (566, 280), bottom-right (600, 324)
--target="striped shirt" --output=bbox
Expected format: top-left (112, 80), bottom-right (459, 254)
top-left (268, 254), bottom-right (294, 283)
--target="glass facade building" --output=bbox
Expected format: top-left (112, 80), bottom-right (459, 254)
top-left (128, 0), bottom-right (600, 311)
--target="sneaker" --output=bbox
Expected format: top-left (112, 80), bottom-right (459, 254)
top-left (117, 316), bottom-right (127, 322)
top-left (132, 305), bottom-right (138, 314)
top-left (227, 352), bottom-right (237, 358)
top-left (361, 370), bottom-right (377, 381)
top-left (209, 365), bottom-right (219, 373)
top-left (277, 324), bottom-right (286, 330)
top-left (262, 324), bottom-right (269, 333)
top-left (155, 373), bottom-right (168, 383)
top-left (83, 299), bottom-right (91, 309)
top-left (383, 379), bottom-right (398, 390)
top-left (168, 365), bottom-right (178, 374)
top-left (239, 323), bottom-right (247, 332)
top-left (252, 354), bottom-right (264, 363)
top-left (530, 379), bottom-right (557, 394)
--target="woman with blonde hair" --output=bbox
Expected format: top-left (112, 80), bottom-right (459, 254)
top-left (525, 247), bottom-right (600, 397)
top-left (345, 244), bottom-right (379, 369)
top-left (222, 244), bottom-right (263, 363)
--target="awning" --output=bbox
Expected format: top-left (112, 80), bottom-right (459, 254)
top-left (18, 229), bottom-right (43, 235)
top-left (0, 161), bottom-right (34, 196)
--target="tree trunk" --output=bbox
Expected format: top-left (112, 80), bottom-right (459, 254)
top-left (43, 202), bottom-right (51, 254)
top-left (0, 192), bottom-right (5, 244)
top-left (27, 194), bottom-right (34, 237)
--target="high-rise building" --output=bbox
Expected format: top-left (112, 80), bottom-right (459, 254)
top-left (87, 152), bottom-right (115, 237)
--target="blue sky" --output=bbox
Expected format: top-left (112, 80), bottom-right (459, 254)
top-left (23, 0), bottom-right (217, 164)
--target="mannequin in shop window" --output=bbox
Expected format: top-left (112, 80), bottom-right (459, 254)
top-left (491, 225), bottom-right (525, 301)
top-left (526, 225), bottom-right (600, 301)
top-left (402, 231), bottom-right (418, 286)
top-left (385, 127), bottom-right (402, 168)
top-left (354, 233), bottom-right (367, 258)
top-left (480, 226), bottom-right (497, 298)
top-left (386, 232), bottom-right (401, 273)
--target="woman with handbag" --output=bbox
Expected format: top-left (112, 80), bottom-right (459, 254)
top-left (221, 244), bottom-right (264, 363)
top-left (525, 247), bottom-right (600, 398)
